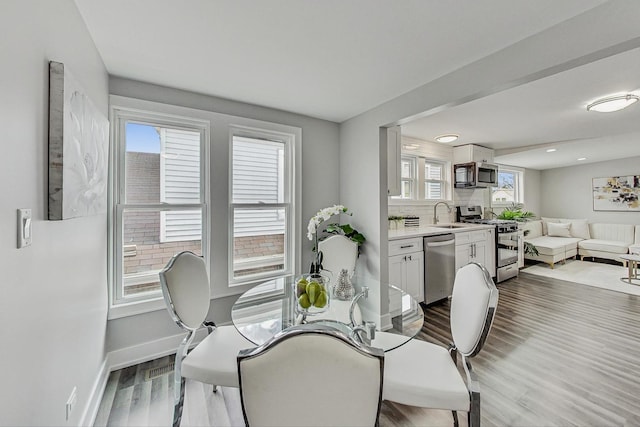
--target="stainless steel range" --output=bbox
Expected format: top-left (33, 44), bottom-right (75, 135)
top-left (457, 206), bottom-right (519, 282)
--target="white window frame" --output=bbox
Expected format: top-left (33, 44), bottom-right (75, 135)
top-left (229, 125), bottom-right (296, 286)
top-left (492, 165), bottom-right (524, 206)
top-left (390, 154), bottom-right (452, 204)
top-left (424, 159), bottom-right (447, 200)
top-left (108, 98), bottom-right (210, 318)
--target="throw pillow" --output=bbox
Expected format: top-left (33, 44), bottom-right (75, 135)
top-left (569, 219), bottom-right (591, 239)
top-left (541, 217), bottom-right (562, 235)
top-left (547, 222), bottom-right (571, 238)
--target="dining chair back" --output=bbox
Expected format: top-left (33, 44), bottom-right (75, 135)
top-left (380, 262), bottom-right (498, 427)
top-left (238, 324), bottom-right (384, 427)
top-left (159, 251), bottom-right (253, 427)
top-left (318, 234), bottom-right (358, 286)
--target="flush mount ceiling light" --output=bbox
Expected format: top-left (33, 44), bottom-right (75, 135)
top-left (435, 134), bottom-right (459, 143)
top-left (546, 148), bottom-right (557, 153)
top-left (577, 157), bottom-right (587, 161)
top-left (586, 94), bottom-right (639, 113)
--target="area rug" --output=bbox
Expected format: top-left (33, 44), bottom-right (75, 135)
top-left (521, 259), bottom-right (640, 296)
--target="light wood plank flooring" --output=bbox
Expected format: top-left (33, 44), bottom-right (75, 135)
top-left (95, 272), bottom-right (640, 426)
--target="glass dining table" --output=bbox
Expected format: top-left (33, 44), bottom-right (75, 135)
top-left (230, 275), bottom-right (425, 352)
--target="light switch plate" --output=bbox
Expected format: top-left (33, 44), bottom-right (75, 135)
top-left (17, 208), bottom-right (32, 248)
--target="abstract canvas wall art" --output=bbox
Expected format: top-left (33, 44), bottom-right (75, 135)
top-left (48, 61), bottom-right (109, 220)
top-left (592, 175), bottom-right (640, 211)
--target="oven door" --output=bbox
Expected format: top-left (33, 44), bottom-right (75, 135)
top-left (497, 230), bottom-right (519, 267)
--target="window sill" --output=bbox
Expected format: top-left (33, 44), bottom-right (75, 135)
top-left (108, 296), bottom-right (167, 320)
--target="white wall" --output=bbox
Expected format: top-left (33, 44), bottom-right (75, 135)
top-left (0, 1), bottom-right (109, 425)
top-left (524, 168), bottom-right (541, 217)
top-left (339, 1), bottom-right (640, 325)
top-left (106, 78), bottom-right (340, 354)
top-left (541, 155), bottom-right (640, 224)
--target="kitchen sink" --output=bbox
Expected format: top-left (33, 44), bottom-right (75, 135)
top-left (432, 223), bottom-right (471, 229)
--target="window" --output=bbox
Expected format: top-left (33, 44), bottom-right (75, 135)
top-left (110, 106), bottom-right (208, 309)
top-left (399, 156), bottom-right (416, 199)
top-left (391, 155), bottom-right (451, 202)
top-left (424, 160), bottom-right (445, 200)
top-left (492, 167), bottom-right (523, 204)
top-left (230, 129), bottom-right (295, 284)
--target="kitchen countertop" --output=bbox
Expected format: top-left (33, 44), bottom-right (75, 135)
top-left (388, 223), bottom-right (495, 240)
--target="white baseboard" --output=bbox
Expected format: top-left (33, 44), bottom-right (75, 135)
top-left (79, 330), bottom-right (207, 426)
top-left (79, 358), bottom-right (109, 427)
top-left (380, 312), bottom-right (392, 331)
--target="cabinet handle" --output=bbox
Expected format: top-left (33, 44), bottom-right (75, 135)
top-left (402, 255), bottom-right (407, 261)
top-left (400, 245), bottom-right (414, 249)
top-left (407, 255), bottom-right (412, 261)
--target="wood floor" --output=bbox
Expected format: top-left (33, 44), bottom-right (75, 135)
top-left (95, 272), bottom-right (640, 426)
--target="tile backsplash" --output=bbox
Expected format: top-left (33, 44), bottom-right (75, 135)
top-left (388, 188), bottom-right (491, 224)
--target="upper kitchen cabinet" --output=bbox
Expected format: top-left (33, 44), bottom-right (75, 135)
top-left (453, 144), bottom-right (494, 164)
top-left (386, 126), bottom-right (401, 196)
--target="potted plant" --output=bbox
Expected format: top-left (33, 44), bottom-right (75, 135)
top-left (388, 215), bottom-right (404, 230)
top-left (497, 203), bottom-right (539, 256)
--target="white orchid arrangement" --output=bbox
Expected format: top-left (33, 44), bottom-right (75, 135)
top-left (307, 205), bottom-right (349, 241)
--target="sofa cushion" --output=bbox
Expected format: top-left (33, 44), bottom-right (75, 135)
top-left (588, 223), bottom-right (635, 243)
top-left (548, 222), bottom-right (571, 237)
top-left (541, 217), bottom-right (562, 235)
top-left (525, 236), bottom-right (582, 256)
top-left (578, 239), bottom-right (630, 254)
top-left (521, 220), bottom-right (542, 239)
top-left (568, 219), bottom-right (591, 239)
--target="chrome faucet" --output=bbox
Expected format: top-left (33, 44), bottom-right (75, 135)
top-left (349, 286), bottom-right (376, 346)
top-left (433, 201), bottom-right (452, 224)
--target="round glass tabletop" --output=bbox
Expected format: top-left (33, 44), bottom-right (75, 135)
top-left (230, 275), bottom-right (424, 352)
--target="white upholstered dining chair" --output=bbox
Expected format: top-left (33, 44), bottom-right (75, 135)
top-left (237, 323), bottom-right (385, 427)
top-left (318, 234), bottom-right (358, 285)
top-left (159, 251), bottom-right (253, 427)
top-left (379, 262), bottom-right (499, 427)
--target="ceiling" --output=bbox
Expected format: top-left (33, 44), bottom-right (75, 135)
top-left (73, 0), bottom-right (640, 170)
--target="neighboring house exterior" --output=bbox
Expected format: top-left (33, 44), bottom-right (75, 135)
top-left (123, 130), bottom-right (285, 295)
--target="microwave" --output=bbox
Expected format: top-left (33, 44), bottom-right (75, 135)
top-left (454, 162), bottom-right (498, 188)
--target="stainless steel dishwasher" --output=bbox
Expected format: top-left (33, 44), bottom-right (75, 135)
top-left (423, 234), bottom-right (456, 304)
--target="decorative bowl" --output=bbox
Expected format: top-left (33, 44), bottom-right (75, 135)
top-left (294, 274), bottom-right (330, 316)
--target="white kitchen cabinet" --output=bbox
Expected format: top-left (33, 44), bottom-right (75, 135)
top-left (453, 144), bottom-right (494, 164)
top-left (388, 237), bottom-right (424, 303)
top-left (455, 229), bottom-right (495, 277)
top-left (386, 126), bottom-right (401, 196)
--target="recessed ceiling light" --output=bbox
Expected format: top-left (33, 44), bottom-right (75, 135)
top-left (435, 134), bottom-right (459, 143)
top-left (577, 157), bottom-right (587, 161)
top-left (546, 148), bottom-right (557, 153)
top-left (587, 94), bottom-right (639, 112)
top-left (403, 143), bottom-right (419, 150)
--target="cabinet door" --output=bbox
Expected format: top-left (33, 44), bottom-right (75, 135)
top-left (388, 254), bottom-right (404, 290)
top-left (484, 229), bottom-right (496, 277)
top-left (455, 244), bottom-right (471, 272)
top-left (404, 252), bottom-right (424, 303)
top-left (473, 240), bottom-right (487, 267)
top-left (386, 126), bottom-right (401, 196)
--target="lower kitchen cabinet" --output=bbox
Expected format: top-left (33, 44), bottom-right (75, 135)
top-left (388, 238), bottom-right (424, 303)
top-left (455, 229), bottom-right (495, 277)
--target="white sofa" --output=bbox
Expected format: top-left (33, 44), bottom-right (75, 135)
top-left (578, 223), bottom-right (635, 263)
top-left (521, 219), bottom-right (582, 268)
top-left (522, 218), bottom-right (637, 268)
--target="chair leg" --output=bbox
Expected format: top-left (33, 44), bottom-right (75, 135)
top-left (452, 410), bottom-right (459, 427)
top-left (173, 331), bottom-right (194, 427)
top-left (173, 377), bottom-right (185, 427)
top-left (468, 389), bottom-right (481, 427)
